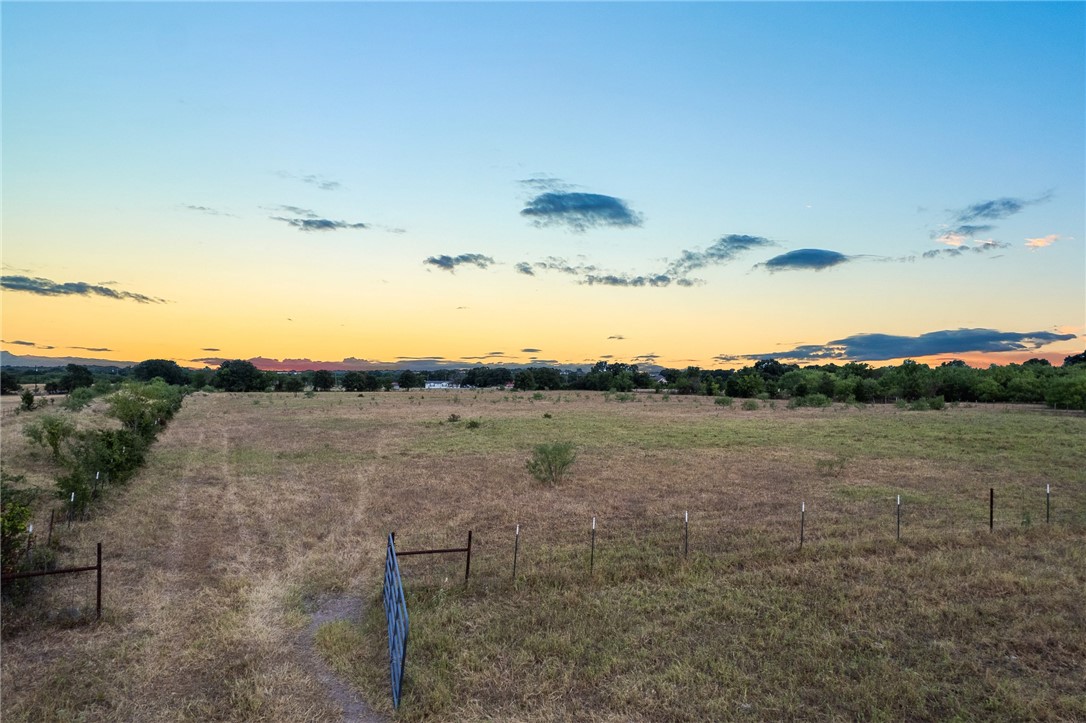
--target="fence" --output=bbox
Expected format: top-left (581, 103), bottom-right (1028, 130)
top-left (389, 483), bottom-right (1084, 588)
top-left (382, 533), bottom-right (409, 709)
top-left (1, 542), bottom-right (103, 620)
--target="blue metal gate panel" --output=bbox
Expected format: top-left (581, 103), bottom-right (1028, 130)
top-left (383, 533), bottom-right (409, 708)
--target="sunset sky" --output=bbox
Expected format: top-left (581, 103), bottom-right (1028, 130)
top-left (3, 2), bottom-right (1083, 371)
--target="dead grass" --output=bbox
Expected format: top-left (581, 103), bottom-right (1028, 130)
top-left (2, 390), bottom-right (1084, 721)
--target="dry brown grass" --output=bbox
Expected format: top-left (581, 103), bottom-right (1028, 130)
top-left (2, 390), bottom-right (1084, 721)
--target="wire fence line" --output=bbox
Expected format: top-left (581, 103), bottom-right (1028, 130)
top-left (391, 482), bottom-right (1085, 587)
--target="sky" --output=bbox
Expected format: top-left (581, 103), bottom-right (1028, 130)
top-left (2, 1), bottom-right (1084, 372)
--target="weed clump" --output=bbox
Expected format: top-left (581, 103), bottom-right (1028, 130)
top-left (526, 442), bottom-right (577, 486)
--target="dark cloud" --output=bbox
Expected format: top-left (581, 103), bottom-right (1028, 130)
top-left (521, 192), bottom-right (643, 232)
top-left (202, 347), bottom-right (221, 352)
top-left (922, 240), bottom-right (1010, 259)
top-left (521, 348), bottom-right (542, 353)
top-left (667, 234), bottom-right (777, 276)
top-left (1, 275), bottom-right (167, 303)
top-left (191, 356), bottom-right (228, 365)
top-left (757, 249), bottom-right (852, 272)
top-left (519, 176), bottom-right (576, 194)
top-left (631, 353), bottom-right (660, 363)
top-left (583, 273), bottom-right (672, 287)
top-left (68, 346), bottom-right (112, 352)
top-left (749, 328), bottom-right (1077, 362)
top-left (424, 253), bottom-right (495, 272)
top-left (3, 339), bottom-right (37, 346)
top-left (271, 215), bottom-right (368, 232)
top-left (953, 196), bottom-right (1045, 224)
top-left (608, 335), bottom-right (626, 340)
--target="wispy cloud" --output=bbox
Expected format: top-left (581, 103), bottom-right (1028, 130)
top-left (1, 275), bottom-right (167, 303)
top-left (182, 204), bottom-right (236, 217)
top-left (424, 253), bottom-right (495, 272)
top-left (739, 328), bottom-right (1077, 362)
top-left (666, 234), bottom-right (777, 276)
top-left (931, 193), bottom-right (1050, 245)
top-left (521, 348), bottom-right (542, 353)
top-left (3, 339), bottom-right (37, 346)
top-left (631, 353), bottom-right (660, 363)
top-left (922, 240), bottom-right (1009, 259)
top-left (515, 257), bottom-right (599, 277)
top-left (1025, 234), bottom-right (1061, 250)
top-left (270, 206), bottom-right (368, 232)
top-left (201, 347), bottom-right (221, 352)
top-left (521, 191), bottom-right (643, 232)
top-left (68, 346), bottom-right (112, 352)
top-left (755, 249), bottom-right (852, 272)
top-left (274, 171), bottom-right (343, 191)
top-left (608, 335), bottom-right (626, 340)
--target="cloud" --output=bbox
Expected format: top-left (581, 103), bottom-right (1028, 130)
top-left (608, 335), bottom-right (625, 340)
top-left (270, 209), bottom-right (368, 232)
top-left (1025, 234), bottom-right (1061, 250)
top-left (756, 249), bottom-right (852, 272)
top-left (201, 347), bottom-right (221, 352)
top-left (274, 171), bottom-right (343, 191)
top-left (68, 346), bottom-right (112, 352)
top-left (666, 234), bottom-right (777, 276)
top-left (747, 328), bottom-right (1077, 362)
top-left (183, 204), bottom-right (235, 217)
top-left (300, 174), bottom-right (342, 191)
top-left (516, 257), bottom-right (599, 277)
top-left (1, 275), bottom-right (167, 303)
top-left (631, 353), bottom-right (660, 363)
top-left (3, 339), bottom-right (37, 346)
top-left (424, 253), bottom-right (495, 272)
top-left (953, 196), bottom-right (1046, 224)
top-left (521, 348), bottom-right (542, 353)
top-left (519, 176), bottom-right (576, 194)
top-left (933, 225), bottom-right (995, 245)
top-left (583, 273), bottom-right (673, 287)
top-left (922, 240), bottom-right (1009, 259)
top-left (521, 192), bottom-right (643, 232)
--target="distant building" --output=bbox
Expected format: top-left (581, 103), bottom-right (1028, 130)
top-left (425, 380), bottom-right (458, 390)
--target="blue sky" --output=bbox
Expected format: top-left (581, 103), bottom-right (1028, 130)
top-left (2, 2), bottom-right (1083, 370)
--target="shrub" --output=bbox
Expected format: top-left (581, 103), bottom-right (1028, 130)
top-left (526, 442), bottom-right (577, 486)
top-left (19, 390), bottom-right (35, 411)
top-left (1, 472), bottom-right (35, 575)
top-left (713, 396), bottom-right (734, 407)
top-left (741, 399), bottom-right (760, 411)
top-left (466, 419), bottom-right (481, 429)
top-left (447, 413), bottom-right (462, 423)
top-left (63, 387), bottom-right (96, 411)
top-left (24, 414), bottom-right (76, 459)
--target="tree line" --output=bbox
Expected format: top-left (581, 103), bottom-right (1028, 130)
top-left (3, 352), bottom-right (1084, 410)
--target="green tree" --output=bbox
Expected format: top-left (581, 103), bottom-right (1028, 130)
top-left (514, 369), bottom-right (538, 391)
top-left (313, 370), bottom-right (335, 391)
top-left (0, 370), bottom-right (20, 395)
top-left (212, 360), bottom-right (268, 392)
top-left (132, 359), bottom-right (191, 386)
top-left (60, 364), bottom-right (94, 392)
top-left (1, 472), bottom-right (35, 575)
top-left (398, 370), bottom-right (425, 389)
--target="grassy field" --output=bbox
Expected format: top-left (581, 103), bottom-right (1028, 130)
top-left (2, 390), bottom-right (1084, 721)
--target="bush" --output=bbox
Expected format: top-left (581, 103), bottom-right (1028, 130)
top-left (466, 419), bottom-right (481, 429)
top-left (789, 393), bottom-right (832, 409)
top-left (713, 396), bottom-right (734, 407)
top-left (63, 387), bottom-right (96, 412)
top-left (1, 472), bottom-right (36, 575)
top-left (447, 413), bottom-right (462, 423)
top-left (741, 399), bottom-right (760, 411)
top-left (526, 442), bottom-right (577, 486)
top-left (19, 390), bottom-right (35, 411)
top-left (908, 396), bottom-right (946, 411)
top-left (24, 414), bottom-right (76, 459)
